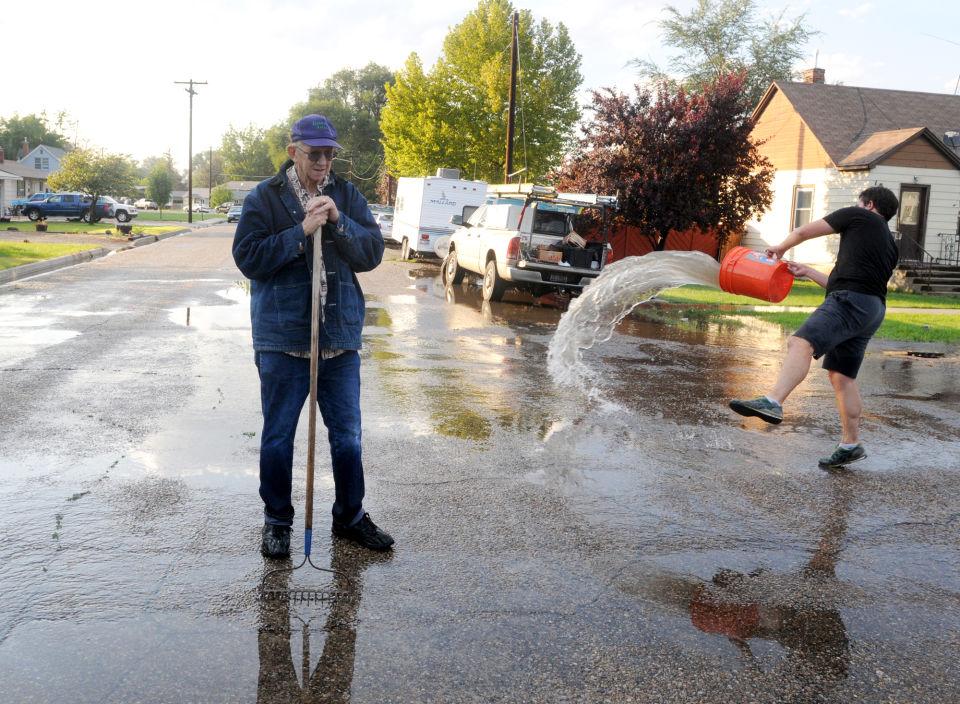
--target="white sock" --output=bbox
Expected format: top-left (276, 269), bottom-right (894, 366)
top-left (764, 396), bottom-right (781, 407)
top-left (839, 442), bottom-right (859, 450)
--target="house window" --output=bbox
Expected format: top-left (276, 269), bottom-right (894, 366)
top-left (792, 186), bottom-right (814, 229)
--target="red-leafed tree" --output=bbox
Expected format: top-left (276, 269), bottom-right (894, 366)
top-left (555, 72), bottom-right (773, 253)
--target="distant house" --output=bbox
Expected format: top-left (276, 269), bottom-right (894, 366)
top-left (19, 143), bottom-right (67, 176)
top-left (219, 180), bottom-right (258, 203)
top-left (0, 146), bottom-right (48, 216)
top-left (745, 69), bottom-right (960, 266)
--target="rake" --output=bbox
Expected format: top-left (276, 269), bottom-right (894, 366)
top-left (260, 199), bottom-right (347, 603)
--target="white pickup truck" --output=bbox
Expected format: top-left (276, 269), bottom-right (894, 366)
top-left (442, 187), bottom-right (617, 301)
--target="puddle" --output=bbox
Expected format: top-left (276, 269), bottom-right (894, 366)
top-left (0, 300), bottom-right (124, 367)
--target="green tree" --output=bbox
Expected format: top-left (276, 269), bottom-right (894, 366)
top-left (272, 63), bottom-right (395, 201)
top-left (381, 0), bottom-right (582, 183)
top-left (47, 148), bottom-right (138, 222)
top-left (632, 0), bottom-right (818, 108)
top-left (146, 162), bottom-right (174, 213)
top-left (190, 150), bottom-right (226, 188)
top-left (0, 112), bottom-right (71, 161)
top-left (138, 153), bottom-right (185, 189)
top-left (210, 185), bottom-right (233, 208)
top-left (220, 124), bottom-right (275, 182)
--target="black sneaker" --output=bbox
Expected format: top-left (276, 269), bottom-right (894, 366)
top-left (818, 444), bottom-right (866, 469)
top-left (261, 524), bottom-right (291, 558)
top-left (729, 396), bottom-right (783, 424)
top-left (332, 513), bottom-right (394, 551)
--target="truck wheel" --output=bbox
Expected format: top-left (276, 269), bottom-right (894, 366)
top-left (482, 258), bottom-right (506, 302)
top-left (116, 211), bottom-right (130, 223)
top-left (25, 208), bottom-right (41, 221)
top-left (81, 210), bottom-right (92, 223)
top-left (443, 250), bottom-right (465, 285)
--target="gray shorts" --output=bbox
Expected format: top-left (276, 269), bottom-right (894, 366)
top-left (793, 290), bottom-right (885, 379)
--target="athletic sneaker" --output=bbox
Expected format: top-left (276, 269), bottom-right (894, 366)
top-left (819, 444), bottom-right (866, 468)
top-left (728, 396), bottom-right (783, 424)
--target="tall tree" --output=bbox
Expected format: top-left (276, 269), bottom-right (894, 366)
top-left (556, 73), bottom-right (774, 252)
top-left (0, 112), bottom-right (71, 160)
top-left (47, 148), bottom-right (138, 222)
top-left (272, 63), bottom-right (395, 201)
top-left (137, 153), bottom-right (185, 189)
top-left (632, 0), bottom-right (817, 109)
top-left (380, 0), bottom-right (582, 183)
top-left (146, 162), bottom-right (174, 212)
top-left (190, 150), bottom-right (226, 188)
top-left (220, 124), bottom-right (275, 182)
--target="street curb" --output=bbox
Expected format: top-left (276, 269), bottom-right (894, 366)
top-left (0, 220), bottom-right (222, 286)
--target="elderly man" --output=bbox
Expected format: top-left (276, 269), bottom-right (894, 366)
top-left (233, 114), bottom-right (393, 557)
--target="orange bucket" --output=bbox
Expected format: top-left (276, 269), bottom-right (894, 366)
top-left (719, 246), bottom-right (794, 302)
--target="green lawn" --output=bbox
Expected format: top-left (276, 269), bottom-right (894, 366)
top-left (646, 281), bottom-right (960, 343)
top-left (0, 242), bottom-right (101, 271)
top-left (3, 222), bottom-right (181, 236)
top-left (135, 211), bottom-right (224, 223)
top-left (657, 280), bottom-right (960, 309)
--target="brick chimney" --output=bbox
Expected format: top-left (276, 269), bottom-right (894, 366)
top-left (803, 67), bottom-right (825, 84)
top-left (20, 138), bottom-right (29, 159)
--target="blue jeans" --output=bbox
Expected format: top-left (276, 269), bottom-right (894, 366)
top-left (255, 350), bottom-right (365, 527)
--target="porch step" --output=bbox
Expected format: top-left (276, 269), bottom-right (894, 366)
top-left (897, 263), bottom-right (960, 297)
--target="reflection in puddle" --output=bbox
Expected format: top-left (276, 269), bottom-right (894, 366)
top-left (167, 283), bottom-right (250, 331)
top-left (257, 541), bottom-right (392, 703)
top-left (0, 301), bottom-right (121, 367)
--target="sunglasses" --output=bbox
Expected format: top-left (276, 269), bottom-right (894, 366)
top-left (296, 146), bottom-right (337, 162)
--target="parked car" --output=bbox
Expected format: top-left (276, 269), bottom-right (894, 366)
top-left (443, 186), bottom-right (615, 302)
top-left (226, 205), bottom-right (243, 223)
top-left (374, 212), bottom-right (394, 239)
top-left (96, 196), bottom-right (138, 222)
top-left (21, 193), bottom-right (137, 222)
top-left (134, 198), bottom-right (158, 210)
top-left (11, 192), bottom-right (50, 215)
top-left (183, 203), bottom-right (212, 213)
top-left (214, 202), bottom-right (234, 213)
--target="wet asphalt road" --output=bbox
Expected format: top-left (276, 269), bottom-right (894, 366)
top-left (1, 224), bottom-right (958, 703)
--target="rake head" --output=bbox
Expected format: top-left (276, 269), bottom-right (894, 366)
top-left (259, 553), bottom-right (347, 603)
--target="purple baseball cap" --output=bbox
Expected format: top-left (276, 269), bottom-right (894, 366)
top-left (290, 114), bottom-right (343, 149)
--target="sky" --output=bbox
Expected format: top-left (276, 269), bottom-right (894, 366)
top-left (4, 0), bottom-right (958, 171)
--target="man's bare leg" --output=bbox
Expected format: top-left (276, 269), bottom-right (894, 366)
top-left (828, 369), bottom-right (862, 444)
top-left (768, 336), bottom-right (815, 404)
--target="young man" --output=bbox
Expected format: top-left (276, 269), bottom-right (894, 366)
top-left (728, 186), bottom-right (900, 468)
top-left (233, 114), bottom-right (394, 557)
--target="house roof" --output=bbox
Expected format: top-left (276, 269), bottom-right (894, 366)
top-left (754, 81), bottom-right (960, 170)
top-left (0, 160), bottom-right (49, 179)
top-left (21, 144), bottom-right (67, 162)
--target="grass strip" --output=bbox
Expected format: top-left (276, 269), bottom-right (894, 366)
top-left (0, 242), bottom-right (101, 271)
top-left (658, 281), bottom-right (960, 309)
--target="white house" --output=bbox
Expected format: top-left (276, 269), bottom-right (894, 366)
top-left (745, 69), bottom-right (960, 266)
top-left (0, 146), bottom-right (48, 216)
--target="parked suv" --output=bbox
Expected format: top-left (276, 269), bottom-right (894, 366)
top-left (442, 186), bottom-right (616, 302)
top-left (134, 198), bottom-right (158, 210)
top-left (23, 192), bottom-right (138, 222)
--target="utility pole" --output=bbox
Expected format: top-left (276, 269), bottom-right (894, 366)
top-left (504, 10), bottom-right (518, 184)
top-left (208, 147), bottom-right (213, 200)
top-left (175, 79), bottom-right (207, 223)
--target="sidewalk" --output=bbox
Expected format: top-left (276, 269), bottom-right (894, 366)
top-left (0, 219), bottom-right (220, 285)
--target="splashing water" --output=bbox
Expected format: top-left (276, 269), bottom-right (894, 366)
top-left (547, 251), bottom-right (722, 388)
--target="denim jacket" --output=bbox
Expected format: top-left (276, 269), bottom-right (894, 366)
top-left (232, 162), bottom-right (384, 352)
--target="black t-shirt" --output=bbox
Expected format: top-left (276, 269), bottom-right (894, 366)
top-left (822, 206), bottom-right (899, 300)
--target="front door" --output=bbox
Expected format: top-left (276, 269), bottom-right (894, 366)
top-left (898, 185), bottom-right (928, 262)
